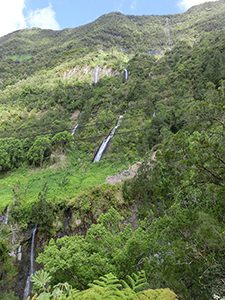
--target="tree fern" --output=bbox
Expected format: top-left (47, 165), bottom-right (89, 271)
top-left (121, 271), bottom-right (149, 293)
top-left (75, 286), bottom-right (135, 300)
top-left (89, 273), bottom-right (122, 290)
top-left (52, 282), bottom-right (73, 298)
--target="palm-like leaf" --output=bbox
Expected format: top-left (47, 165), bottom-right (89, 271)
top-left (31, 270), bottom-right (52, 293)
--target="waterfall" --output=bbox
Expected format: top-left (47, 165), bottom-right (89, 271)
top-left (93, 115), bottom-right (123, 163)
top-left (93, 65), bottom-right (100, 85)
top-left (124, 69), bottom-right (129, 81)
top-left (71, 124), bottom-right (79, 135)
top-left (23, 226), bottom-right (37, 300)
top-left (17, 245), bottom-right (22, 261)
top-left (0, 206), bottom-right (9, 225)
top-left (4, 206), bottom-right (9, 225)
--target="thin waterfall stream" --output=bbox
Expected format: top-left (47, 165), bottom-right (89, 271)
top-left (0, 206), bottom-right (9, 225)
top-left (124, 69), bottom-right (129, 81)
top-left (93, 65), bottom-right (100, 85)
top-left (71, 124), bottom-right (79, 135)
top-left (93, 115), bottom-right (123, 162)
top-left (23, 226), bottom-right (37, 300)
top-left (3, 206), bottom-right (9, 225)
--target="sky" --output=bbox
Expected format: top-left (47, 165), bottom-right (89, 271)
top-left (0, 0), bottom-right (219, 37)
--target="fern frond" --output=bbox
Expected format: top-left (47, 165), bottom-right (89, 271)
top-left (89, 273), bottom-right (122, 290)
top-left (121, 270), bottom-right (149, 293)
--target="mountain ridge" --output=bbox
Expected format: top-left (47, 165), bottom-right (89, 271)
top-left (1, 0), bottom-right (225, 89)
top-left (1, 0), bottom-right (224, 40)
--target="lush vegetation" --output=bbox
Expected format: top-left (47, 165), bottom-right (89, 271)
top-left (30, 271), bottom-right (177, 300)
top-left (0, 1), bottom-right (225, 299)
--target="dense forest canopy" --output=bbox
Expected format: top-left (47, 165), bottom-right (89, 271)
top-left (0, 1), bottom-right (225, 300)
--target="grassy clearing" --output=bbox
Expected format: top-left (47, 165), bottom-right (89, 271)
top-left (0, 154), bottom-right (128, 211)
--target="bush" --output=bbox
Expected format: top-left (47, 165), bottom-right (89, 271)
top-left (52, 131), bottom-right (72, 153)
top-left (27, 136), bottom-right (52, 166)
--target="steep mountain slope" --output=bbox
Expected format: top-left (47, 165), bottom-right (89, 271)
top-left (0, 0), bottom-right (225, 148)
top-left (0, 1), bottom-right (225, 300)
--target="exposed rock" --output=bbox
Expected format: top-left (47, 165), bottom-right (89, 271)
top-left (106, 150), bottom-right (158, 185)
top-left (63, 65), bottom-right (119, 80)
top-left (151, 150), bottom-right (157, 162)
top-left (63, 65), bottom-right (91, 79)
top-left (71, 109), bottom-right (80, 121)
top-left (106, 162), bottom-right (142, 185)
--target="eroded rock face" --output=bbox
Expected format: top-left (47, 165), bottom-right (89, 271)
top-left (62, 65), bottom-right (119, 80)
top-left (106, 151), bottom-right (158, 185)
top-left (106, 162), bottom-right (142, 185)
top-left (71, 110), bottom-right (80, 121)
top-left (63, 65), bottom-right (92, 79)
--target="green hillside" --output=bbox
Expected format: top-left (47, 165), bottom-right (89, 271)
top-left (0, 1), bottom-right (225, 300)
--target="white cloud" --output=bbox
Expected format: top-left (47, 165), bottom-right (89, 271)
top-left (0, 0), bottom-right (26, 37)
top-left (178, 0), bottom-right (218, 10)
top-left (27, 5), bottom-right (60, 30)
top-left (0, 1), bottom-right (60, 37)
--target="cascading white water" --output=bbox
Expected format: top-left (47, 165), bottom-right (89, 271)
top-left (71, 124), bottom-right (79, 135)
top-left (93, 115), bottom-right (123, 163)
top-left (17, 245), bottom-right (22, 261)
top-left (4, 206), bottom-right (9, 225)
top-left (93, 65), bottom-right (100, 85)
top-left (0, 206), bottom-right (9, 225)
top-left (124, 69), bottom-right (129, 81)
top-left (23, 226), bottom-right (37, 300)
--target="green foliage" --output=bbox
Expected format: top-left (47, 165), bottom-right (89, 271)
top-left (37, 209), bottom-right (133, 288)
top-left (0, 146), bottom-right (10, 171)
top-left (52, 131), bottom-right (72, 153)
top-left (32, 270), bottom-right (52, 293)
top-left (32, 272), bottom-right (176, 300)
top-left (0, 292), bottom-right (18, 300)
top-left (122, 271), bottom-right (149, 293)
top-left (89, 273), bottom-right (122, 289)
top-left (1, 2), bottom-right (225, 299)
top-left (51, 282), bottom-right (73, 299)
top-left (29, 184), bottom-right (55, 229)
top-left (27, 136), bottom-right (52, 166)
top-left (0, 138), bottom-right (24, 171)
top-left (0, 235), bottom-right (17, 293)
top-left (134, 289), bottom-right (177, 300)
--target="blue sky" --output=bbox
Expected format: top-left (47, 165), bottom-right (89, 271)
top-left (0, 0), bottom-right (218, 37)
top-left (25, 0), bottom-right (182, 29)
